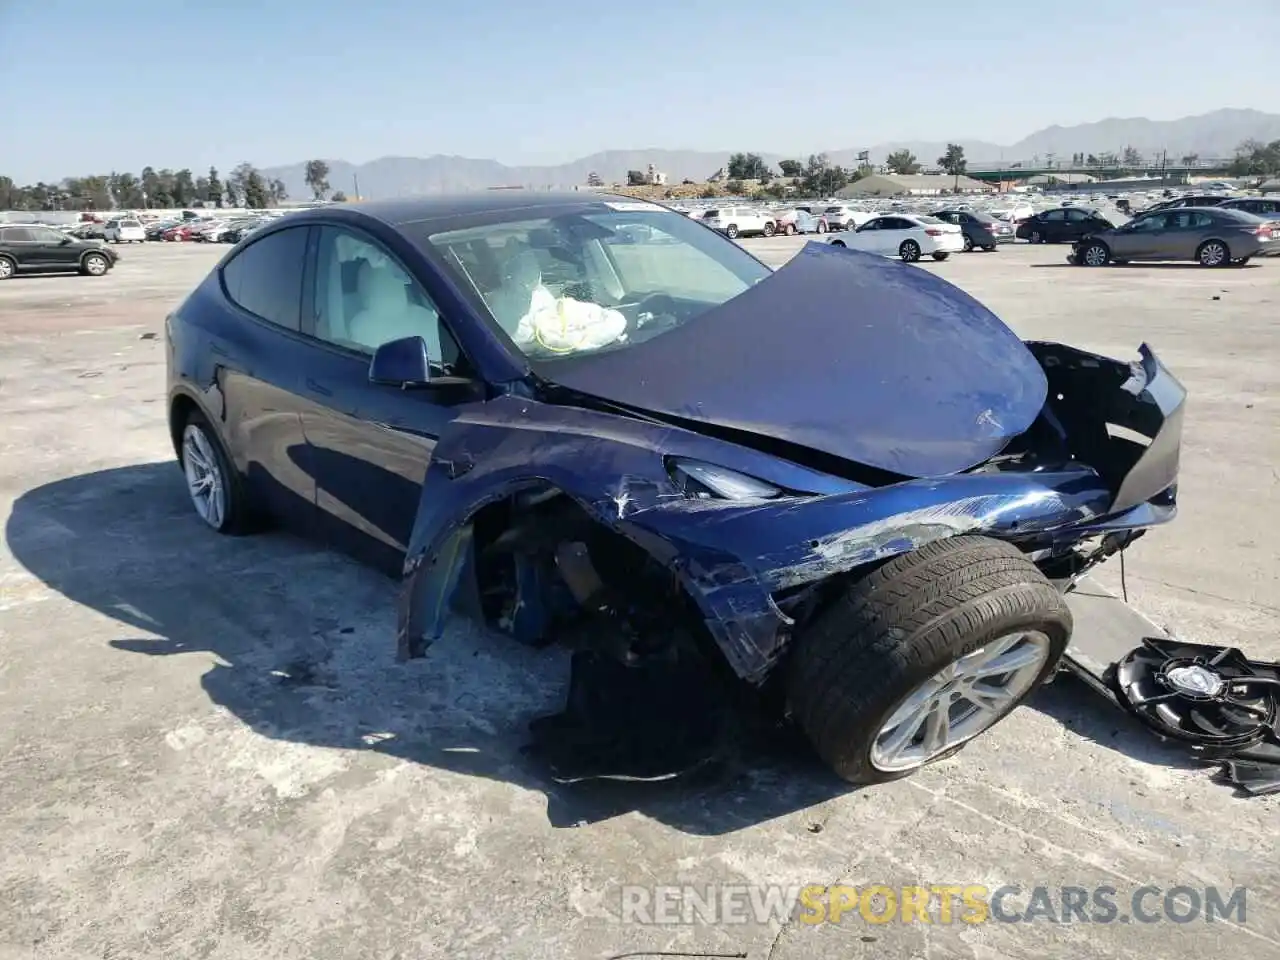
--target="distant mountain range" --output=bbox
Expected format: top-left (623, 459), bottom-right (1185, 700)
top-left (262, 108), bottom-right (1280, 198)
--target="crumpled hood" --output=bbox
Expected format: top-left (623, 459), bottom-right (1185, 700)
top-left (541, 243), bottom-right (1048, 479)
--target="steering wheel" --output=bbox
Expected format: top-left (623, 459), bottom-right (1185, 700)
top-left (630, 293), bottom-right (681, 333)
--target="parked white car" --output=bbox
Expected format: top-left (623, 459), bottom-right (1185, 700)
top-left (826, 214), bottom-right (964, 262)
top-left (103, 218), bottom-right (146, 243)
top-left (699, 206), bottom-right (775, 238)
top-left (822, 204), bottom-right (875, 230)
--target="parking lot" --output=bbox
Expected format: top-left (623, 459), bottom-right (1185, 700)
top-left (1, 239), bottom-right (1278, 959)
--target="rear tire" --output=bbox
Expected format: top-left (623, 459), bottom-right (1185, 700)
top-left (178, 409), bottom-right (255, 535)
top-left (1080, 242), bottom-right (1110, 266)
top-left (787, 536), bottom-right (1071, 784)
top-left (1197, 240), bottom-right (1229, 267)
top-left (830, 239), bottom-right (846, 248)
top-left (0, 255), bottom-right (14, 280)
top-left (725, 225), bottom-right (739, 239)
top-left (963, 235), bottom-right (974, 252)
top-left (763, 222), bottom-right (776, 238)
top-left (816, 221), bottom-right (827, 234)
top-left (932, 252), bottom-right (949, 261)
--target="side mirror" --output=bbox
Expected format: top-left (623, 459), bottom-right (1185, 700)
top-left (369, 336), bottom-right (431, 388)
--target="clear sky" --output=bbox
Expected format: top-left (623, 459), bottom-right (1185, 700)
top-left (3, 0), bottom-right (1277, 182)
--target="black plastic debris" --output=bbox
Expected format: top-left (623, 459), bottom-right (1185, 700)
top-left (1112, 637), bottom-right (1280, 795)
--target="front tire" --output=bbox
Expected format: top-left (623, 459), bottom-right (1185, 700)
top-left (1079, 242), bottom-right (1110, 266)
top-left (81, 253), bottom-right (110, 276)
top-left (963, 235), bottom-right (974, 252)
top-left (725, 225), bottom-right (739, 239)
top-left (179, 410), bottom-right (253, 534)
top-left (0, 256), bottom-right (14, 280)
top-left (816, 221), bottom-right (827, 234)
top-left (787, 536), bottom-right (1071, 784)
top-left (899, 240), bottom-right (921, 262)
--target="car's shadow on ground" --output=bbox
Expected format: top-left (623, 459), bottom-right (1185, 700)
top-left (5, 462), bottom-right (855, 834)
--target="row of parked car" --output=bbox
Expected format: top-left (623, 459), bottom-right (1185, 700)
top-left (62, 212), bottom-right (285, 245)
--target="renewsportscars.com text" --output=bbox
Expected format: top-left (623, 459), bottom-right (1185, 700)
top-left (618, 884), bottom-right (1248, 926)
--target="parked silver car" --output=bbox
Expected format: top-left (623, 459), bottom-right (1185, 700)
top-left (1070, 207), bottom-right (1277, 267)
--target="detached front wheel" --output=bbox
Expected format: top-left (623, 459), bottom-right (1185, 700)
top-left (787, 536), bottom-right (1071, 784)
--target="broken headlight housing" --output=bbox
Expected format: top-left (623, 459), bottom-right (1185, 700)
top-left (669, 458), bottom-right (781, 500)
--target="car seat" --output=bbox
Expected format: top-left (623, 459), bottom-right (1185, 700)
top-left (348, 261), bottom-right (443, 361)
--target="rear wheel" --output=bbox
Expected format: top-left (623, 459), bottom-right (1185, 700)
top-left (725, 224), bottom-right (739, 239)
top-left (962, 235), bottom-right (974, 252)
top-left (785, 224), bottom-right (797, 236)
top-left (763, 222), bottom-right (776, 238)
top-left (0, 256), bottom-right (14, 280)
top-left (787, 536), bottom-right (1071, 784)
top-left (816, 221), bottom-right (827, 234)
top-left (179, 409), bottom-right (254, 534)
top-left (899, 240), bottom-right (921, 262)
top-left (1197, 240), bottom-right (1229, 267)
top-left (830, 239), bottom-right (846, 248)
top-left (932, 252), bottom-right (949, 261)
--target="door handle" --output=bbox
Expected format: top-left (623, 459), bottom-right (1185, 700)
top-left (305, 377), bottom-right (333, 397)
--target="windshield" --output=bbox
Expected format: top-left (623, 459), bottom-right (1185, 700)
top-left (426, 208), bottom-right (772, 361)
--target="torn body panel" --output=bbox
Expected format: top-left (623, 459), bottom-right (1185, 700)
top-left (398, 341), bottom-right (1184, 683)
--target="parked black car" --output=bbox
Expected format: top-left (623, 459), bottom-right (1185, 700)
top-left (1015, 208), bottom-right (1114, 244)
top-left (0, 224), bottom-right (118, 279)
top-left (1216, 196), bottom-right (1280, 220)
top-left (931, 209), bottom-right (1009, 250)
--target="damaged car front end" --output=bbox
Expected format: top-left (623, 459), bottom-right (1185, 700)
top-left (395, 235), bottom-right (1185, 784)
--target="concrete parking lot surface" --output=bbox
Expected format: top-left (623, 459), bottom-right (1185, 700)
top-left (1, 240), bottom-right (1277, 960)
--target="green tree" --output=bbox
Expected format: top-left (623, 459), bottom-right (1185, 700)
top-left (173, 169), bottom-right (196, 207)
top-left (727, 152), bottom-right (770, 180)
top-left (331, 190), bottom-right (349, 202)
top-left (884, 149), bottom-right (920, 175)
top-left (304, 159), bottom-right (331, 200)
top-left (778, 159), bottom-right (803, 178)
top-left (937, 143), bottom-right (967, 176)
top-left (243, 169), bottom-right (271, 208)
top-left (799, 153), bottom-right (848, 196)
top-left (625, 169), bottom-right (646, 186)
top-left (268, 178), bottom-right (288, 205)
top-left (1121, 145), bottom-right (1143, 167)
top-left (206, 166), bottom-right (223, 207)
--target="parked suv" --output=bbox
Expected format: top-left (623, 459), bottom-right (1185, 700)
top-left (700, 207), bottom-right (775, 239)
top-left (104, 218), bottom-right (146, 243)
top-left (0, 225), bottom-right (118, 279)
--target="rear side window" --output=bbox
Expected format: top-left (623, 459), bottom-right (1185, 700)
top-left (121, 220), bottom-right (141, 228)
top-left (220, 226), bottom-right (308, 331)
top-left (3, 227), bottom-right (35, 242)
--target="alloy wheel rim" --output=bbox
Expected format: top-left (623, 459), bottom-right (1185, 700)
top-left (1202, 243), bottom-right (1225, 266)
top-left (0, 259), bottom-right (12, 278)
top-left (1085, 245), bottom-right (1107, 265)
top-left (870, 630), bottom-right (1052, 772)
top-left (902, 243), bottom-right (919, 261)
top-left (182, 424), bottom-right (227, 529)
top-left (87, 256), bottom-right (107, 275)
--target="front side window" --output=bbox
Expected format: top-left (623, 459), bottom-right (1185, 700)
top-left (1044, 210), bottom-right (1066, 221)
top-left (32, 227), bottom-right (68, 243)
top-left (423, 208), bottom-right (770, 360)
top-left (311, 226), bottom-right (457, 366)
top-left (220, 226), bottom-right (308, 330)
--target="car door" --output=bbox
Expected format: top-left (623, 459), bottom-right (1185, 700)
top-left (297, 223), bottom-right (470, 573)
top-left (1164, 210), bottom-right (1214, 260)
top-left (215, 224), bottom-right (317, 528)
top-left (0, 227), bottom-right (46, 269)
top-left (849, 217), bottom-right (884, 253)
top-left (1062, 208), bottom-right (1094, 242)
top-left (1108, 212), bottom-right (1166, 260)
top-left (1039, 210), bottom-right (1066, 241)
top-left (30, 226), bottom-right (84, 268)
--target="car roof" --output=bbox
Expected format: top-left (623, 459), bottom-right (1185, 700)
top-left (314, 191), bottom-right (644, 228)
